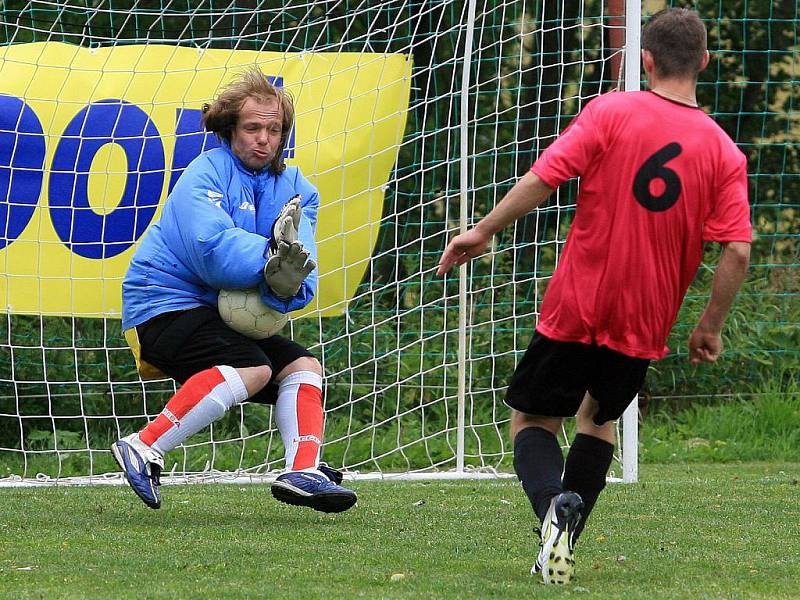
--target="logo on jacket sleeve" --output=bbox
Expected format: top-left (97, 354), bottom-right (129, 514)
top-left (207, 189), bottom-right (223, 208)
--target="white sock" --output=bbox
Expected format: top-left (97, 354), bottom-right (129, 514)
top-left (140, 365), bottom-right (248, 455)
top-left (275, 371), bottom-right (324, 471)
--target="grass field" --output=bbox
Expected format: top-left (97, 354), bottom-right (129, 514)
top-left (1, 462), bottom-right (798, 599)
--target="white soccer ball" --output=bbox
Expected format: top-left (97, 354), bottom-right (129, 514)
top-left (218, 288), bottom-right (288, 339)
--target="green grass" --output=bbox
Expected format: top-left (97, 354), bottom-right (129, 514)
top-left (641, 375), bottom-right (800, 463)
top-left (1, 463), bottom-right (799, 599)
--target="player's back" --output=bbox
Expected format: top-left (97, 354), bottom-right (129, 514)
top-left (534, 91), bottom-right (749, 359)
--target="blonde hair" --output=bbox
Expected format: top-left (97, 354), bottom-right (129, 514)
top-left (202, 66), bottom-right (295, 174)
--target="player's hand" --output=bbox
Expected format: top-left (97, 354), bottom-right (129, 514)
top-left (270, 195), bottom-right (302, 251)
top-left (688, 327), bottom-right (723, 365)
top-left (264, 240), bottom-right (317, 298)
top-left (437, 228), bottom-right (492, 276)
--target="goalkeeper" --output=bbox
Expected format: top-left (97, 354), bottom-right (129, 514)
top-left (112, 66), bottom-right (357, 513)
top-left (438, 8), bottom-right (751, 584)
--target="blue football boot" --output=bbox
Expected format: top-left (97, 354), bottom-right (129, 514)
top-left (271, 468), bottom-right (357, 513)
top-left (111, 433), bottom-right (165, 510)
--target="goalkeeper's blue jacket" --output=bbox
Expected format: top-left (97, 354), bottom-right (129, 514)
top-left (122, 144), bottom-right (319, 331)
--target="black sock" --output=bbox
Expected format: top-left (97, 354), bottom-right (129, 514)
top-left (513, 426), bottom-right (564, 522)
top-left (562, 433), bottom-right (614, 540)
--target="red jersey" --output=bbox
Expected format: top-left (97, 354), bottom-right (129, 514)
top-left (531, 91), bottom-right (751, 359)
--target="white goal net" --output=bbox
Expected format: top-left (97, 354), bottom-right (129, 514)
top-left (0, 0), bottom-right (637, 486)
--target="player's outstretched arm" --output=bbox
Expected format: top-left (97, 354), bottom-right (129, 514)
top-left (689, 241), bottom-right (751, 365)
top-left (437, 172), bottom-right (554, 275)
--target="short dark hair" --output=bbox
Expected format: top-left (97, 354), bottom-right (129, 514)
top-left (201, 66), bottom-right (295, 174)
top-left (642, 8), bottom-right (707, 79)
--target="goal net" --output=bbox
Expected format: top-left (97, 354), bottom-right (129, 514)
top-left (1, 0), bottom-right (639, 486)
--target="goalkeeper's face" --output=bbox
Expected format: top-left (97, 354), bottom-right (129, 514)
top-left (231, 97), bottom-right (284, 171)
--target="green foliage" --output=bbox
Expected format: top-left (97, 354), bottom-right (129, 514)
top-left (646, 267), bottom-right (800, 398)
top-left (641, 371), bottom-right (800, 463)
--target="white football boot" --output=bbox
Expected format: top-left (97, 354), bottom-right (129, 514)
top-left (532, 491), bottom-right (584, 584)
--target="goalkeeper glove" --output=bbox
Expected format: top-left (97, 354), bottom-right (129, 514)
top-left (264, 240), bottom-right (317, 299)
top-left (270, 195), bottom-right (302, 252)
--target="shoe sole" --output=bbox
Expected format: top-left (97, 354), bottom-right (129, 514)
top-left (543, 532), bottom-right (575, 584)
top-left (111, 442), bottom-right (161, 510)
top-left (271, 481), bottom-right (357, 513)
top-left (537, 494), bottom-right (583, 584)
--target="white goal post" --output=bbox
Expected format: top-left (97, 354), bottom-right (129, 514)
top-left (0, 0), bottom-right (640, 487)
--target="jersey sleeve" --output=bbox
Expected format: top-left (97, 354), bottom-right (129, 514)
top-left (530, 102), bottom-right (603, 188)
top-left (163, 157), bottom-right (268, 290)
top-left (703, 151), bottom-right (752, 243)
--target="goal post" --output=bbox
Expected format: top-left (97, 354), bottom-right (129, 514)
top-left (0, 0), bottom-right (640, 486)
top-left (620, 0), bottom-right (641, 485)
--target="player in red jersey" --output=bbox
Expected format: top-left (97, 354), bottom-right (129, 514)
top-left (438, 8), bottom-right (751, 584)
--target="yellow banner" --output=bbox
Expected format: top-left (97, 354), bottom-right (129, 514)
top-left (0, 42), bottom-right (411, 317)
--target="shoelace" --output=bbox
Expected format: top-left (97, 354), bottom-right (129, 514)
top-left (318, 464), bottom-right (344, 485)
top-left (149, 463), bottom-right (162, 487)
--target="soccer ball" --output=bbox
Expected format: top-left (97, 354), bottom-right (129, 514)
top-left (218, 288), bottom-right (288, 339)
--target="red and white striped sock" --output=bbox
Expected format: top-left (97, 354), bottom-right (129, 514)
top-left (139, 365), bottom-right (248, 456)
top-left (275, 371), bottom-right (324, 472)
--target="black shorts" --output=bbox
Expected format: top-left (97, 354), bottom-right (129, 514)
top-left (504, 331), bottom-right (650, 425)
top-left (137, 306), bottom-right (314, 405)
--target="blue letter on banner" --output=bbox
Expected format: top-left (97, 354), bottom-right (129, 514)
top-left (49, 99), bottom-right (165, 259)
top-left (169, 108), bottom-right (220, 194)
top-left (0, 94), bottom-right (45, 251)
